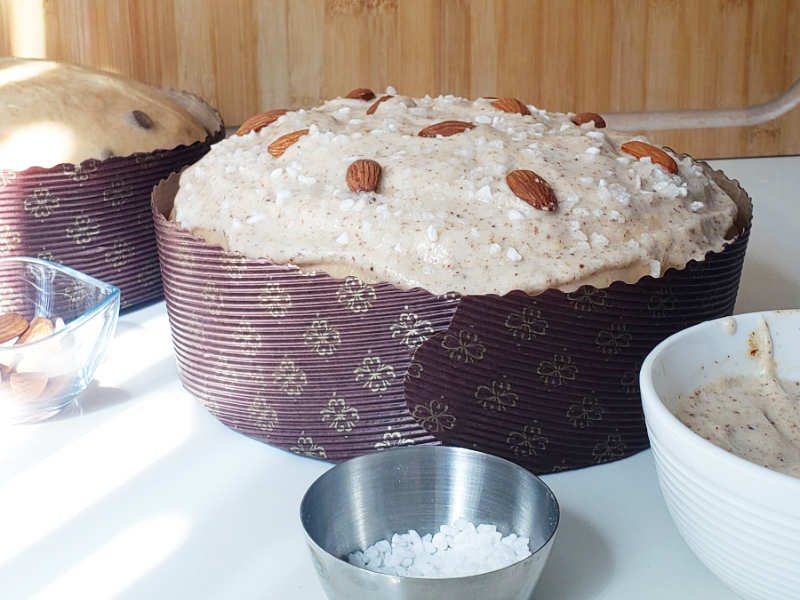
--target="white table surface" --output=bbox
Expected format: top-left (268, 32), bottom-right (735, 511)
top-left (0, 156), bottom-right (797, 600)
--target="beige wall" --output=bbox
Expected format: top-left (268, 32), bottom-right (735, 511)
top-left (1, 0), bottom-right (798, 158)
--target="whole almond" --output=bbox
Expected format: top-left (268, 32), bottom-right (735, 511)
top-left (268, 129), bottom-right (309, 158)
top-left (0, 312), bottom-right (29, 344)
top-left (621, 141), bottom-right (678, 174)
top-left (366, 94), bottom-right (393, 115)
top-left (346, 87), bottom-right (376, 101)
top-left (346, 159), bottom-right (382, 193)
top-left (418, 120), bottom-right (476, 138)
top-left (236, 109), bottom-right (289, 135)
top-left (9, 371), bottom-right (48, 402)
top-left (506, 169), bottom-right (558, 212)
top-left (571, 112), bottom-right (606, 128)
top-left (490, 97), bottom-right (530, 116)
top-left (16, 317), bottom-right (54, 345)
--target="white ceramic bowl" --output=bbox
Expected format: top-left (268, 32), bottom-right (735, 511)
top-left (640, 310), bottom-right (800, 600)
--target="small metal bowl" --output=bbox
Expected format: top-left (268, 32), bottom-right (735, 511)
top-left (300, 446), bottom-right (559, 600)
top-left (0, 257), bottom-right (120, 423)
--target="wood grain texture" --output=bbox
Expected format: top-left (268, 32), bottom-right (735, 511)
top-left (1, 0), bottom-right (798, 158)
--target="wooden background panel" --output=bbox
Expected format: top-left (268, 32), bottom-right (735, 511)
top-left (0, 0), bottom-right (798, 158)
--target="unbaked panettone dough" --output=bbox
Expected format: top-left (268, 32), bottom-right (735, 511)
top-left (172, 89), bottom-right (739, 296)
top-left (0, 57), bottom-right (208, 170)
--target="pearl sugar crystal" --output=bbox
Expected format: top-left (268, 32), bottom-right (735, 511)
top-left (347, 519), bottom-right (532, 578)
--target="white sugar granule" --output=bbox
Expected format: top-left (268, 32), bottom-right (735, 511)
top-left (475, 185), bottom-right (493, 203)
top-left (649, 260), bottom-right (662, 278)
top-left (347, 520), bottom-right (531, 578)
top-left (690, 201), bottom-right (705, 212)
top-left (506, 247), bottom-right (523, 262)
top-left (590, 232), bottom-right (610, 249)
top-left (245, 213), bottom-right (265, 225)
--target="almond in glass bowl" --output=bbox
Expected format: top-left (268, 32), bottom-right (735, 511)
top-left (0, 257), bottom-right (120, 423)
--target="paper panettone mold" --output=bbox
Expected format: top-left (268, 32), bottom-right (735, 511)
top-left (0, 89), bottom-right (223, 310)
top-left (153, 158), bottom-right (751, 472)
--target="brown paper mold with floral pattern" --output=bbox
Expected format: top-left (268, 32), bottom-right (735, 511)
top-left (0, 90), bottom-right (223, 311)
top-left (153, 158), bottom-right (751, 473)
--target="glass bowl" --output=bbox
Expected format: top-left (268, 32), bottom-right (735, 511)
top-left (0, 257), bottom-right (120, 423)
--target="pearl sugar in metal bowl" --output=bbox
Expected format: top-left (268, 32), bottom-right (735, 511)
top-left (300, 446), bottom-right (559, 600)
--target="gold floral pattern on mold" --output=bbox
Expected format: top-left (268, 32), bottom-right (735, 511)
top-left (595, 323), bottom-right (632, 355)
top-left (647, 287), bottom-right (677, 318)
top-left (103, 180), bottom-right (134, 209)
top-left (273, 359), bottom-right (307, 396)
top-left (105, 240), bottom-right (135, 271)
top-left (66, 214), bottom-right (100, 245)
top-left (258, 282), bottom-right (292, 317)
top-left (441, 329), bottom-right (486, 364)
top-left (243, 370), bottom-right (271, 394)
top-left (592, 433), bottom-right (627, 463)
top-left (566, 287), bottom-right (607, 312)
top-left (407, 360), bottom-right (424, 379)
top-left (506, 422), bottom-right (549, 457)
top-left (390, 307), bottom-right (435, 349)
top-left (0, 225), bottom-right (21, 255)
top-left (134, 153), bottom-right (157, 170)
top-left (566, 395), bottom-right (604, 428)
top-left (201, 281), bottom-right (224, 315)
top-left (374, 427), bottom-right (413, 451)
top-left (247, 397), bottom-right (280, 433)
top-left (231, 322), bottom-right (263, 356)
top-left (291, 431), bottom-right (327, 459)
top-left (474, 379), bottom-right (518, 412)
top-left (23, 187), bottom-right (59, 219)
top-left (303, 319), bottom-right (341, 357)
top-left (504, 306), bottom-right (548, 341)
top-left (62, 160), bottom-right (97, 182)
top-left (411, 398), bottom-right (455, 433)
top-left (354, 354), bottom-right (396, 393)
top-left (620, 366), bottom-right (640, 394)
top-left (174, 250), bottom-right (196, 273)
top-left (320, 394), bottom-right (359, 433)
top-left (537, 353), bottom-right (577, 386)
top-left (221, 253), bottom-right (250, 279)
top-left (336, 276), bottom-right (376, 313)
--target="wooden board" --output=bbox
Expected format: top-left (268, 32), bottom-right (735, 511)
top-left (1, 0), bottom-right (798, 158)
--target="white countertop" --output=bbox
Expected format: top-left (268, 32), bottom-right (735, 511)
top-left (0, 156), bottom-right (797, 600)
